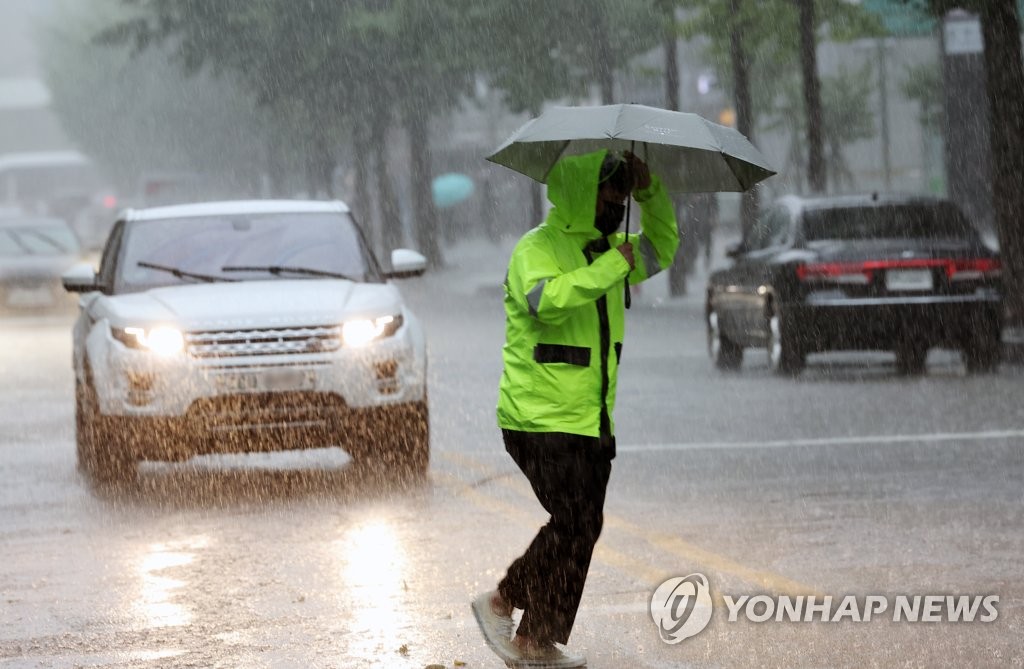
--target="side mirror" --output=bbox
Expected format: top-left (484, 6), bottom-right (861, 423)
top-left (386, 249), bottom-right (427, 279)
top-left (725, 241), bottom-right (745, 259)
top-left (61, 263), bottom-right (99, 293)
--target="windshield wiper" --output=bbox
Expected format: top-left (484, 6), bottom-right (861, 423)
top-left (137, 261), bottom-right (237, 283)
top-left (220, 265), bottom-right (359, 281)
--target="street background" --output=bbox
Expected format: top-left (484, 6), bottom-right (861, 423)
top-left (1, 237), bottom-right (1022, 668)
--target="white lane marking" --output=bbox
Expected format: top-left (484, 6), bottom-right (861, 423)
top-left (618, 429), bottom-right (1024, 452)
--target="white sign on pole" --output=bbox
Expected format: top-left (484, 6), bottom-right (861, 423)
top-left (944, 15), bottom-right (983, 55)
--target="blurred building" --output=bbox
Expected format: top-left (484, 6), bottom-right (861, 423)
top-left (0, 0), bottom-right (70, 154)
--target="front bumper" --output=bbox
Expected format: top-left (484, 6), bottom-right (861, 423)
top-left (91, 327), bottom-right (426, 421)
top-left (102, 395), bottom-right (423, 460)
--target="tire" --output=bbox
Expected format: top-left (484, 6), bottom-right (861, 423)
top-left (75, 379), bottom-right (136, 483)
top-left (895, 342), bottom-right (928, 376)
top-left (962, 316), bottom-right (1001, 374)
top-left (766, 302), bottom-right (805, 376)
top-left (707, 307), bottom-right (743, 371)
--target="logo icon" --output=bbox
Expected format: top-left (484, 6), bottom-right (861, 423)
top-left (650, 573), bottom-right (713, 644)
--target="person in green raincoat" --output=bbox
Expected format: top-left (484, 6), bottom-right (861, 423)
top-left (472, 149), bottom-right (679, 668)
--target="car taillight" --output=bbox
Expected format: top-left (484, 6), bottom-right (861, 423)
top-left (948, 258), bottom-right (1001, 281)
top-left (796, 262), bottom-right (873, 285)
top-left (797, 258), bottom-right (1001, 284)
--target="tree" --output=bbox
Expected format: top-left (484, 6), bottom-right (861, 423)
top-left (474, 1), bottom-right (661, 231)
top-left (797, 0), bottom-right (826, 193)
top-left (98, 0), bottom-right (483, 267)
top-left (679, 0), bottom-right (882, 232)
top-left (766, 65), bottom-right (877, 192)
top-left (39, 0), bottom-right (281, 197)
top-left (898, 0), bottom-right (1024, 326)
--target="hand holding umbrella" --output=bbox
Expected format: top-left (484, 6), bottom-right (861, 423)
top-left (486, 103), bottom-right (776, 308)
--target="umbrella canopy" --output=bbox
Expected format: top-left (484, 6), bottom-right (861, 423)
top-left (431, 172), bottom-right (475, 209)
top-left (486, 104), bottom-right (775, 193)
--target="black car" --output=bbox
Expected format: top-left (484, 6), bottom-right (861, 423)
top-left (705, 194), bottom-right (1003, 375)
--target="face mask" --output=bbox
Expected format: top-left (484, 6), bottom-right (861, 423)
top-left (595, 201), bottom-right (625, 236)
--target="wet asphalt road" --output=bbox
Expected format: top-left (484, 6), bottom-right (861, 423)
top-left (1, 242), bottom-right (1023, 668)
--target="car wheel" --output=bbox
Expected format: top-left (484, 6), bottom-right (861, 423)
top-left (707, 307), bottom-right (743, 370)
top-left (895, 342), bottom-right (928, 376)
top-left (962, 316), bottom-right (1001, 374)
top-left (75, 379), bottom-right (136, 483)
top-left (766, 302), bottom-right (805, 376)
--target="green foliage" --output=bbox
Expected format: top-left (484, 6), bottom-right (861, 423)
top-left (901, 62), bottom-right (943, 132)
top-left (677, 0), bottom-right (885, 121)
top-left (764, 64), bottom-right (877, 191)
top-left (473, 0), bottom-right (662, 113)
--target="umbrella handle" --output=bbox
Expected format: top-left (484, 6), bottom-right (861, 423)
top-left (623, 196), bottom-right (632, 309)
top-left (623, 141), bottom-right (634, 310)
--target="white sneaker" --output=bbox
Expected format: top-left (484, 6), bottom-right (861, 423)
top-left (471, 591), bottom-right (517, 664)
top-left (510, 641), bottom-right (586, 668)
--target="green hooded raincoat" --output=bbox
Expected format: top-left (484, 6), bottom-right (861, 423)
top-left (496, 150), bottom-right (680, 439)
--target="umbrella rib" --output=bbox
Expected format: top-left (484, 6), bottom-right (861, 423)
top-left (721, 152), bottom-right (751, 191)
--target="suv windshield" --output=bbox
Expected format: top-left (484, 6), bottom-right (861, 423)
top-left (115, 212), bottom-right (380, 293)
top-left (803, 203), bottom-right (977, 242)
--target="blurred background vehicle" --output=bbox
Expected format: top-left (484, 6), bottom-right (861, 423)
top-left (0, 150), bottom-right (119, 251)
top-left (0, 214), bottom-right (83, 310)
top-left (705, 193), bottom-right (1002, 376)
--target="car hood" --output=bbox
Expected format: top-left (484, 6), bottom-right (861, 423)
top-left (99, 279), bottom-right (405, 330)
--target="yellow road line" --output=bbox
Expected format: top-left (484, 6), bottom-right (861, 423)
top-left (438, 451), bottom-right (820, 598)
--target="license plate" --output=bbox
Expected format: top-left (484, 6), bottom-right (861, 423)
top-left (214, 369), bottom-right (314, 393)
top-left (886, 269), bottom-right (933, 292)
top-left (261, 368), bottom-right (313, 391)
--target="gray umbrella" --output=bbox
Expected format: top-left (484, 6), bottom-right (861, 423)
top-left (486, 103), bottom-right (775, 193)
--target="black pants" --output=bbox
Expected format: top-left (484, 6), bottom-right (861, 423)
top-left (497, 429), bottom-right (614, 645)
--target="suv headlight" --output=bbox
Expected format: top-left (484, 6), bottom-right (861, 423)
top-left (111, 326), bottom-right (185, 356)
top-left (341, 314), bottom-right (403, 347)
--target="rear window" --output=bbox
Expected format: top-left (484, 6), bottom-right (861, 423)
top-left (802, 203), bottom-right (977, 242)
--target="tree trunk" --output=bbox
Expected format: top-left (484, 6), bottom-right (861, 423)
top-left (662, 0), bottom-right (679, 112)
top-left (730, 0), bottom-right (758, 239)
top-left (979, 0), bottom-right (1024, 327)
top-left (352, 121), bottom-right (376, 253)
top-left (264, 131), bottom-right (286, 197)
top-left (372, 112), bottom-right (403, 253)
top-left (405, 111), bottom-right (443, 267)
top-left (798, 0), bottom-right (826, 193)
top-left (662, 0), bottom-right (687, 297)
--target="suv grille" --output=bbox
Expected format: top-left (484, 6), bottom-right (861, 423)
top-left (185, 325), bottom-right (342, 358)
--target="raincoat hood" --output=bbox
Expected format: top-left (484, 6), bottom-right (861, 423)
top-left (545, 150), bottom-right (608, 238)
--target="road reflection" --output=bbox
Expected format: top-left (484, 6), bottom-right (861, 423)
top-left (87, 453), bottom-right (429, 510)
top-left (334, 519), bottom-right (412, 657)
top-left (133, 535), bottom-right (210, 628)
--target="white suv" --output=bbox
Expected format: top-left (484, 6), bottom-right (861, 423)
top-left (62, 200), bottom-right (429, 483)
